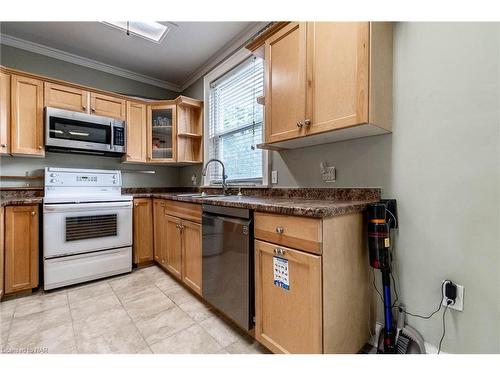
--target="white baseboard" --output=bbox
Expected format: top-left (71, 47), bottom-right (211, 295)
top-left (370, 322), bottom-right (446, 354)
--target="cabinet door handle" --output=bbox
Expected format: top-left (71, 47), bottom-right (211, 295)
top-left (273, 247), bottom-right (286, 256)
top-left (82, 105), bottom-right (87, 111)
top-left (134, 203), bottom-right (139, 207)
top-left (304, 119), bottom-right (311, 126)
top-left (38, 145), bottom-right (43, 150)
top-left (276, 227), bottom-right (284, 234)
top-left (91, 107), bottom-right (96, 112)
top-left (296, 121), bottom-right (303, 128)
top-left (31, 211), bottom-right (36, 216)
top-left (1, 143), bottom-right (6, 147)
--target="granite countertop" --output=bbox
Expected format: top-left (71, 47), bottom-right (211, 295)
top-left (0, 187), bottom-right (380, 218)
top-left (132, 192), bottom-right (378, 218)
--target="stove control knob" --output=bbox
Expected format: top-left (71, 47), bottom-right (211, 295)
top-left (113, 181), bottom-right (117, 184)
top-left (50, 179), bottom-right (57, 183)
top-left (50, 173), bottom-right (57, 177)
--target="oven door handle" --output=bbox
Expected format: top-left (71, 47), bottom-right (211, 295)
top-left (44, 202), bottom-right (132, 213)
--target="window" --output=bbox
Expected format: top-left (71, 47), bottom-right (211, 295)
top-left (204, 52), bottom-right (266, 186)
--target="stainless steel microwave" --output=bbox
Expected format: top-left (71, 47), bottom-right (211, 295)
top-left (45, 107), bottom-right (126, 156)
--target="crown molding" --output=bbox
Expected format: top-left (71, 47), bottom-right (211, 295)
top-left (179, 22), bottom-right (270, 91)
top-left (0, 33), bottom-right (182, 92)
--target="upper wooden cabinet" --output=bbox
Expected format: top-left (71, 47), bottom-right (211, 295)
top-left (147, 103), bottom-right (176, 163)
top-left (265, 22), bottom-right (308, 144)
top-left (260, 22), bottom-right (393, 150)
top-left (44, 82), bottom-right (89, 113)
top-left (90, 92), bottom-right (126, 120)
top-left (132, 198), bottom-right (154, 266)
top-left (125, 101), bottom-right (147, 163)
top-left (176, 97), bottom-right (203, 163)
top-left (4, 205), bottom-right (39, 294)
top-left (10, 74), bottom-right (44, 156)
top-left (0, 72), bottom-right (10, 154)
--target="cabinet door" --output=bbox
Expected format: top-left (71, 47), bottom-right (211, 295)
top-left (5, 205), bottom-right (39, 294)
top-left (147, 104), bottom-right (176, 163)
top-left (165, 215), bottom-right (182, 279)
top-left (10, 75), bottom-right (44, 156)
top-left (305, 22), bottom-right (369, 135)
top-left (133, 198), bottom-right (154, 265)
top-left (255, 240), bottom-right (322, 354)
top-left (44, 82), bottom-right (89, 113)
top-left (265, 22), bottom-right (307, 144)
top-left (181, 220), bottom-right (202, 295)
top-left (152, 199), bottom-right (166, 265)
top-left (0, 72), bottom-right (10, 155)
top-left (90, 92), bottom-right (126, 119)
top-left (125, 101), bottom-right (147, 163)
top-left (0, 207), bottom-right (4, 299)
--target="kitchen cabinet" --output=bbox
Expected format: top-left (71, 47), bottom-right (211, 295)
top-left (264, 22), bottom-right (308, 144)
top-left (181, 220), bottom-right (202, 295)
top-left (10, 74), bottom-right (44, 156)
top-left (0, 207), bottom-right (4, 299)
top-left (147, 104), bottom-right (176, 163)
top-left (165, 214), bottom-right (183, 279)
top-left (254, 212), bottom-right (373, 354)
top-left (0, 72), bottom-right (10, 155)
top-left (255, 239), bottom-right (322, 354)
top-left (90, 92), bottom-right (126, 120)
top-left (260, 22), bottom-right (393, 150)
top-left (175, 96), bottom-right (203, 163)
top-left (4, 205), bottom-right (39, 294)
top-left (160, 201), bottom-right (202, 295)
top-left (153, 198), bottom-right (167, 265)
top-left (132, 198), bottom-right (154, 266)
top-left (125, 101), bottom-right (147, 163)
top-left (44, 82), bottom-right (89, 113)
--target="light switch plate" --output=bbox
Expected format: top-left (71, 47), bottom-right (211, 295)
top-left (271, 170), bottom-right (278, 184)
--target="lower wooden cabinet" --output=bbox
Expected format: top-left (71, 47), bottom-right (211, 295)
top-left (181, 220), bottom-right (202, 295)
top-left (132, 198), bottom-right (154, 265)
top-left (0, 207), bottom-right (4, 299)
top-left (165, 214), bottom-right (183, 279)
top-left (153, 199), bottom-right (166, 264)
top-left (153, 200), bottom-right (202, 296)
top-left (254, 212), bottom-right (372, 354)
top-left (4, 205), bottom-right (39, 294)
top-left (255, 239), bottom-right (322, 354)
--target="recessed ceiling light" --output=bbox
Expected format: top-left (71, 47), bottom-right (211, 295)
top-left (102, 21), bottom-right (169, 43)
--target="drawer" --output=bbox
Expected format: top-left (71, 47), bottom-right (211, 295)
top-left (165, 200), bottom-right (202, 223)
top-left (254, 212), bottom-right (322, 254)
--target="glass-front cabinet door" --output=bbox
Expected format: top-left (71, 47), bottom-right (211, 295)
top-left (147, 104), bottom-right (176, 162)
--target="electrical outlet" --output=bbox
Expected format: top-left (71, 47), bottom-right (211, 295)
top-left (271, 170), bottom-right (278, 184)
top-left (442, 281), bottom-right (464, 312)
top-left (321, 166), bottom-right (336, 182)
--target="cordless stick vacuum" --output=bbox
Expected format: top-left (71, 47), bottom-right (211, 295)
top-left (367, 203), bottom-right (395, 353)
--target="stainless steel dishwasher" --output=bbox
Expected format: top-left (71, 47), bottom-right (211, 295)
top-left (202, 204), bottom-right (254, 330)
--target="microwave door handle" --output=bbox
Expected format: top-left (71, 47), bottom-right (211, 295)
top-left (110, 121), bottom-right (114, 150)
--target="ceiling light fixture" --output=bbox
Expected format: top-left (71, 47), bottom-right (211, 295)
top-left (101, 21), bottom-right (169, 43)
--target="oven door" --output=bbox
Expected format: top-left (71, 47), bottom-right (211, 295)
top-left (43, 201), bottom-right (132, 258)
top-left (45, 107), bottom-right (114, 153)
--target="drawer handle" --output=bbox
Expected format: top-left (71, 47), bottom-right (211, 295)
top-left (273, 247), bottom-right (286, 256)
top-left (276, 227), bottom-right (284, 234)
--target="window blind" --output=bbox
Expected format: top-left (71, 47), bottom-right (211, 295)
top-left (207, 56), bottom-right (264, 185)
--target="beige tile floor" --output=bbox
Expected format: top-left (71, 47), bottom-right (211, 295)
top-left (0, 266), bottom-right (269, 354)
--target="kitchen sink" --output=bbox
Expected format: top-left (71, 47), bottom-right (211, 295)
top-left (175, 193), bottom-right (227, 198)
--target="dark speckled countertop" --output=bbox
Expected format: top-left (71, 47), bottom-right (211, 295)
top-left (1, 187), bottom-right (380, 218)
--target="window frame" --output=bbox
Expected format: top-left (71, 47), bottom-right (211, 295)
top-left (203, 48), bottom-right (269, 188)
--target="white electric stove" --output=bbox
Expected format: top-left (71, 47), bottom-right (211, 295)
top-left (43, 167), bottom-right (133, 290)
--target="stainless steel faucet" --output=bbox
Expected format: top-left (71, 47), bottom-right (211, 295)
top-left (202, 158), bottom-right (228, 195)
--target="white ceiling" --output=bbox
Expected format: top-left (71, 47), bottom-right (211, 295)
top-left (0, 21), bottom-right (265, 91)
